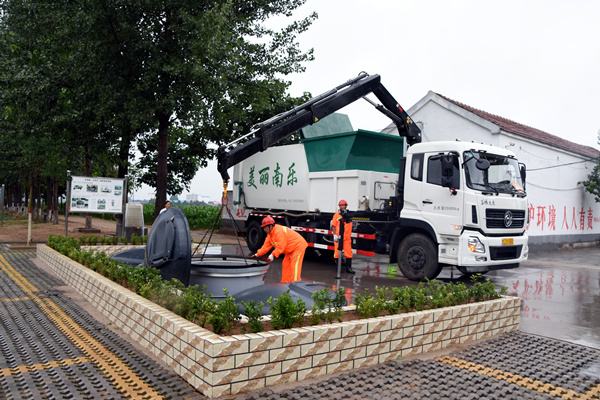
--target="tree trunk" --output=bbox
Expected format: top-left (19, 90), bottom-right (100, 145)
top-left (53, 179), bottom-right (59, 224)
top-left (27, 177), bottom-right (33, 245)
top-left (84, 147), bottom-right (93, 229)
top-left (154, 111), bottom-right (170, 218)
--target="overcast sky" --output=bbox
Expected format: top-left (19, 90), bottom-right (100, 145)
top-left (134, 0), bottom-right (600, 202)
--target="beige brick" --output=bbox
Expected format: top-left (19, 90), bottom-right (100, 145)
top-left (402, 346), bottom-right (422, 357)
top-left (300, 340), bottom-right (329, 357)
top-left (477, 331), bottom-right (494, 341)
top-left (212, 367), bottom-right (249, 386)
top-left (441, 338), bottom-right (460, 349)
top-left (282, 356), bottom-right (312, 372)
top-left (312, 351), bottom-right (341, 367)
top-left (341, 346), bottom-right (366, 362)
top-left (341, 322), bottom-right (368, 337)
top-left (248, 362), bottom-right (282, 380)
top-left (390, 315), bottom-right (413, 330)
top-left (378, 350), bottom-right (402, 363)
top-left (235, 350), bottom-right (269, 368)
top-left (469, 303), bottom-right (486, 315)
top-left (423, 341), bottom-right (442, 353)
top-left (432, 309), bottom-right (453, 322)
top-left (460, 314), bottom-right (480, 326)
top-left (355, 332), bottom-right (380, 347)
top-left (367, 318), bottom-right (391, 333)
top-left (297, 366), bottom-right (327, 381)
top-left (412, 334), bottom-right (432, 347)
top-left (231, 378), bottom-right (266, 395)
top-left (266, 371), bottom-right (297, 386)
top-left (431, 329), bottom-right (452, 343)
top-left (468, 323), bottom-right (484, 335)
top-left (282, 328), bottom-right (313, 347)
top-left (209, 384), bottom-right (231, 398)
top-left (309, 326), bottom-right (342, 342)
top-left (413, 312), bottom-right (434, 325)
top-left (423, 322), bottom-right (444, 335)
top-left (459, 334), bottom-right (476, 344)
top-left (451, 305), bottom-right (470, 318)
top-left (366, 341), bottom-right (390, 356)
top-left (270, 345), bottom-right (301, 362)
top-left (208, 339), bottom-right (249, 357)
top-left (403, 324), bottom-right (424, 338)
top-left (329, 337), bottom-right (356, 352)
top-left (353, 355), bottom-right (378, 369)
top-left (389, 338), bottom-right (412, 352)
top-left (380, 328), bottom-right (405, 343)
top-left (326, 361), bottom-right (353, 375)
top-left (249, 332), bottom-right (283, 352)
top-left (451, 326), bottom-right (468, 339)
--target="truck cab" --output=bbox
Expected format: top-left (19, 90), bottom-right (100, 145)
top-left (394, 141), bottom-right (528, 279)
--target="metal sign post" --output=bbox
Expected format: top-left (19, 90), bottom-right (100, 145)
top-left (121, 175), bottom-right (128, 237)
top-left (65, 170), bottom-right (71, 237)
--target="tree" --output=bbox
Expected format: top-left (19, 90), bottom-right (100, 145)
top-left (97, 1), bottom-right (316, 216)
top-left (582, 132), bottom-right (600, 202)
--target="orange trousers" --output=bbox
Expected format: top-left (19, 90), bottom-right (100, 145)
top-left (280, 246), bottom-right (306, 283)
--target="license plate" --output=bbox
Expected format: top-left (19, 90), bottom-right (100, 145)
top-left (502, 238), bottom-right (514, 246)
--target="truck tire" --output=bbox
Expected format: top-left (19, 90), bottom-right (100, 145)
top-left (397, 233), bottom-right (441, 281)
top-left (246, 220), bottom-right (265, 253)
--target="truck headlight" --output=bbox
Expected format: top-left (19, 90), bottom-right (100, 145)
top-left (467, 237), bottom-right (485, 253)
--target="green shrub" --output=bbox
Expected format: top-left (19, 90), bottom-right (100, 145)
top-left (355, 291), bottom-right (383, 318)
top-left (268, 291), bottom-right (306, 330)
top-left (208, 290), bottom-right (239, 334)
top-left (241, 300), bottom-right (264, 333)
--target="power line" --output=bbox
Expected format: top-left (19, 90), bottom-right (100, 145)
top-left (528, 160), bottom-right (592, 171)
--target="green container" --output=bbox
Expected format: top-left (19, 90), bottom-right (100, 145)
top-left (302, 129), bottom-right (404, 173)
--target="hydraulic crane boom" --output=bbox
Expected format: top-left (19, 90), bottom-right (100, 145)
top-left (216, 72), bottom-right (421, 183)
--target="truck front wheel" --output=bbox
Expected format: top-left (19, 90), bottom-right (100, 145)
top-left (397, 233), bottom-right (441, 281)
top-left (246, 220), bottom-right (265, 253)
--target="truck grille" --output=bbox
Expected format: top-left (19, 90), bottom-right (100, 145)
top-left (485, 209), bottom-right (525, 229)
top-left (489, 245), bottom-right (522, 261)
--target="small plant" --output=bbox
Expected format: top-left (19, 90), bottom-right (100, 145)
top-left (268, 291), bottom-right (306, 330)
top-left (208, 290), bottom-right (240, 334)
top-left (241, 300), bottom-right (264, 333)
top-left (355, 291), bottom-right (383, 318)
top-left (310, 289), bottom-right (328, 325)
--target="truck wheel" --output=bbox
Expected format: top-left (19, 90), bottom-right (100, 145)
top-left (246, 220), bottom-right (265, 253)
top-left (397, 233), bottom-right (440, 281)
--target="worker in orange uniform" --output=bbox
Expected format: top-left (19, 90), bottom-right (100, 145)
top-left (331, 199), bottom-right (355, 274)
top-left (251, 216), bottom-right (308, 283)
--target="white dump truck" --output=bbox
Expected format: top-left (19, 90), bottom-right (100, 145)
top-left (217, 73), bottom-right (529, 280)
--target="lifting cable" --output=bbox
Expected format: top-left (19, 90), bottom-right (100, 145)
top-left (191, 181), bottom-right (248, 265)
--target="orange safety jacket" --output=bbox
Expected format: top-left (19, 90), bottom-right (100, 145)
top-left (256, 224), bottom-right (308, 258)
top-left (331, 211), bottom-right (352, 259)
top-left (256, 224), bottom-right (308, 283)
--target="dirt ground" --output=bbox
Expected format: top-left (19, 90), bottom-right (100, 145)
top-left (0, 214), bottom-right (240, 245)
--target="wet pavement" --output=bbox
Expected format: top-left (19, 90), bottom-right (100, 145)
top-left (211, 243), bottom-right (600, 350)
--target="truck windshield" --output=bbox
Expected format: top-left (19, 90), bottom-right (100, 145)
top-left (463, 151), bottom-right (524, 195)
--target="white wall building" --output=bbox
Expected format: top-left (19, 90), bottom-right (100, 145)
top-left (385, 91), bottom-right (600, 245)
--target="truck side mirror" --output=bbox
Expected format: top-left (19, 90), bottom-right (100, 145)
top-left (519, 163), bottom-right (527, 188)
top-left (441, 154), bottom-right (456, 190)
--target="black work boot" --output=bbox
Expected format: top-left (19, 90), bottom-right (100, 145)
top-left (345, 258), bottom-right (355, 274)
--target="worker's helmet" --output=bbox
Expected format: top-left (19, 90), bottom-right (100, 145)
top-left (338, 199), bottom-right (348, 206)
top-left (261, 216), bottom-right (275, 228)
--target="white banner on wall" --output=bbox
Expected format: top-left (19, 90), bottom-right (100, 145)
top-left (70, 176), bottom-right (125, 214)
